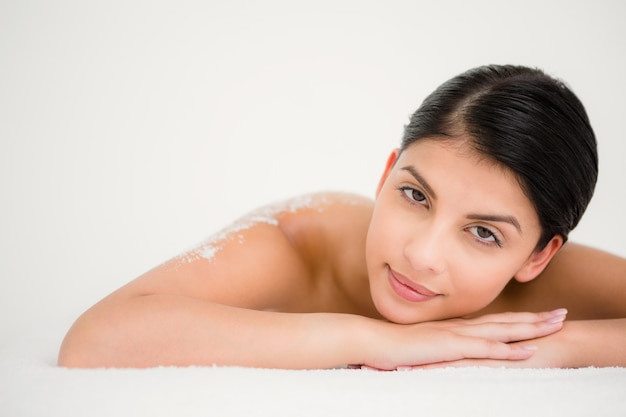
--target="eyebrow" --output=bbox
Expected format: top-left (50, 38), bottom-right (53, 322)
top-left (400, 165), bottom-right (522, 234)
top-left (400, 166), bottom-right (437, 199)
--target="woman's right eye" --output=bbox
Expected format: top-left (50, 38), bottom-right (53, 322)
top-left (399, 186), bottom-right (428, 206)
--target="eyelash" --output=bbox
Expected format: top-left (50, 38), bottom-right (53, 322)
top-left (397, 186), bottom-right (503, 248)
top-left (469, 226), bottom-right (503, 248)
top-left (398, 186), bottom-right (428, 207)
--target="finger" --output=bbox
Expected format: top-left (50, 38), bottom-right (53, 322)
top-left (459, 309), bottom-right (568, 325)
top-left (347, 364), bottom-right (395, 371)
top-left (451, 319), bottom-right (566, 343)
top-left (453, 335), bottom-right (539, 361)
top-left (407, 359), bottom-right (506, 370)
top-left (407, 349), bottom-right (545, 370)
top-left (361, 365), bottom-right (392, 371)
top-left (405, 333), bottom-right (538, 365)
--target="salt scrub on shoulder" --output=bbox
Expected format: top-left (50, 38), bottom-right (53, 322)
top-left (176, 193), bottom-right (364, 264)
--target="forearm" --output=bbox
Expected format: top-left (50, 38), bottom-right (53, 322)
top-left (504, 318), bottom-right (626, 368)
top-left (58, 295), bottom-right (569, 369)
top-left (58, 293), bottom-right (371, 369)
top-left (555, 318), bottom-right (626, 368)
top-left (423, 318), bottom-right (626, 369)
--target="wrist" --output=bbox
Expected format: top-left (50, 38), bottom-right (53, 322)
top-left (301, 313), bottom-right (384, 369)
top-left (348, 315), bottom-right (395, 368)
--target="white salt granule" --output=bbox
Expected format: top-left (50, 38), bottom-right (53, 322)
top-left (175, 193), bottom-right (355, 264)
top-left (198, 245), bottom-right (218, 261)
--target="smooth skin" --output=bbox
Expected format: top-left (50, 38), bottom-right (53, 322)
top-left (58, 140), bottom-right (626, 370)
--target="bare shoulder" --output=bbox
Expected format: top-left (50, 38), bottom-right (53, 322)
top-left (487, 243), bottom-right (626, 319)
top-left (277, 192), bottom-right (373, 262)
top-left (272, 192), bottom-right (375, 313)
top-left (106, 192), bottom-right (374, 314)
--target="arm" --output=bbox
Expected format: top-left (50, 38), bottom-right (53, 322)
top-left (525, 318), bottom-right (626, 368)
top-left (412, 319), bottom-right (626, 369)
top-left (58, 291), bottom-right (368, 369)
top-left (57, 195), bottom-right (567, 369)
top-left (57, 288), bottom-right (565, 369)
top-left (58, 219), bottom-right (361, 369)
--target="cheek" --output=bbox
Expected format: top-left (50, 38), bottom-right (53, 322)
top-left (365, 222), bottom-right (385, 274)
top-left (366, 205), bottom-right (412, 267)
top-left (448, 259), bottom-right (516, 307)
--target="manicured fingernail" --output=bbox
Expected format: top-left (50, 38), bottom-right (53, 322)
top-left (551, 308), bottom-right (568, 316)
top-left (546, 314), bottom-right (566, 324)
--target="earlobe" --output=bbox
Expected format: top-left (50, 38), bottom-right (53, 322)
top-left (375, 149), bottom-right (400, 197)
top-left (514, 236), bottom-right (564, 283)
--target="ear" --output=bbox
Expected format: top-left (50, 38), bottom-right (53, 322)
top-left (513, 236), bottom-right (564, 283)
top-left (375, 149), bottom-right (400, 198)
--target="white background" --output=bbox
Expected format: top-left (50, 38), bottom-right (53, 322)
top-left (1, 0), bottom-right (625, 341)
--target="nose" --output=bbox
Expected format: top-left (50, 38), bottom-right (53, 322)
top-left (403, 224), bottom-right (447, 276)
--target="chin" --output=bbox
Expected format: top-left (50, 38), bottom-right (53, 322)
top-left (373, 294), bottom-right (485, 324)
top-left (373, 298), bottom-right (438, 324)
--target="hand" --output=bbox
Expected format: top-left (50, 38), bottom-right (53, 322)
top-left (404, 318), bottom-right (626, 369)
top-left (355, 309), bottom-right (568, 371)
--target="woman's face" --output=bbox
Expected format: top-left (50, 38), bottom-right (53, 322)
top-left (366, 139), bottom-right (559, 324)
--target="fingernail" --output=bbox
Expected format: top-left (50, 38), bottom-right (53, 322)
top-left (550, 308), bottom-right (568, 316)
top-left (546, 314), bottom-right (566, 324)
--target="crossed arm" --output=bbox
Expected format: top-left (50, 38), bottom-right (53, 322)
top-left (58, 213), bottom-right (626, 369)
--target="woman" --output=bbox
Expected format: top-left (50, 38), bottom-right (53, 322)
top-left (58, 65), bottom-right (626, 370)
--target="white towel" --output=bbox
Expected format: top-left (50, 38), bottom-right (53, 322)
top-left (2, 327), bottom-right (625, 417)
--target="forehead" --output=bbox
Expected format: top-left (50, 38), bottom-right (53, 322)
top-left (398, 138), bottom-right (511, 178)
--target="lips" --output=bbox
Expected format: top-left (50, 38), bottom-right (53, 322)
top-left (387, 267), bottom-right (441, 302)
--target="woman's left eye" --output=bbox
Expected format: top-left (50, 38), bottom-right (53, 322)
top-left (399, 187), bottom-right (428, 206)
top-left (469, 226), bottom-right (502, 247)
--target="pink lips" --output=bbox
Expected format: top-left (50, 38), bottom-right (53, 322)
top-left (387, 268), bottom-right (440, 302)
